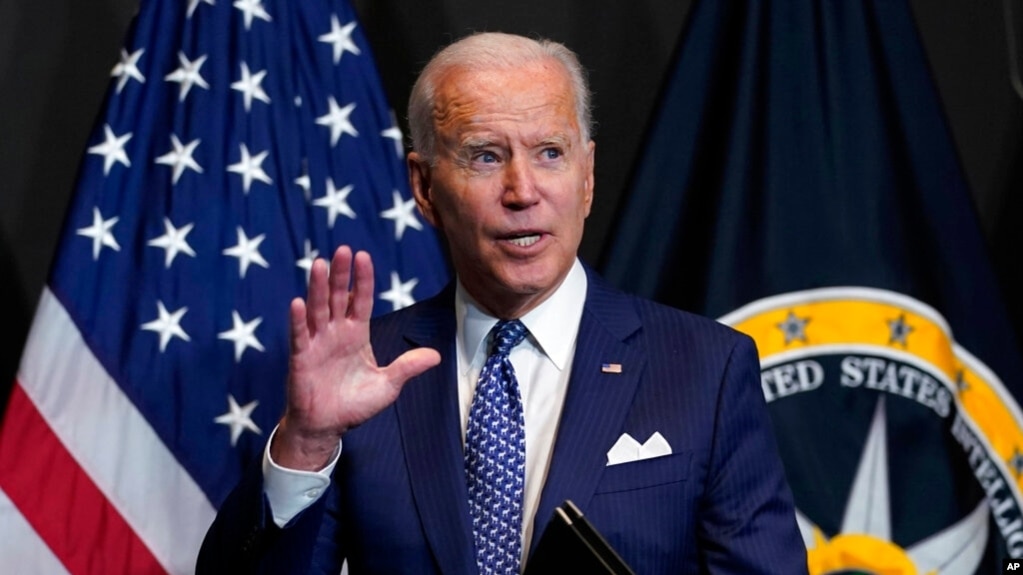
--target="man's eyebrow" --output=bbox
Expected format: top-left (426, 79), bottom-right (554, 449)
top-left (454, 134), bottom-right (572, 152)
top-left (457, 137), bottom-right (499, 151)
top-left (530, 134), bottom-right (575, 154)
top-left (537, 134), bottom-right (571, 147)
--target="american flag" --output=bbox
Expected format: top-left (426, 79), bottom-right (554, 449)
top-left (0, 0), bottom-right (448, 572)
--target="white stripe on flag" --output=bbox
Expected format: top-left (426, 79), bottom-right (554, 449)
top-left (0, 487), bottom-right (70, 574)
top-left (18, 288), bottom-right (217, 575)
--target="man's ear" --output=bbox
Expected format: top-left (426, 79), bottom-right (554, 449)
top-left (408, 152), bottom-right (438, 227)
top-left (583, 140), bottom-right (595, 217)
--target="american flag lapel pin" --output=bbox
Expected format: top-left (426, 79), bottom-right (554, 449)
top-left (601, 363), bottom-right (623, 374)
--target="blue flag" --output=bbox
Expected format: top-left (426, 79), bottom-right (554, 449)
top-left (0, 0), bottom-right (448, 572)
top-left (603, 0), bottom-right (1023, 572)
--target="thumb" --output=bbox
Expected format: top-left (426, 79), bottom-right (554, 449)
top-left (384, 347), bottom-right (442, 387)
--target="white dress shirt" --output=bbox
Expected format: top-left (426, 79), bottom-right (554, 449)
top-left (263, 259), bottom-right (588, 562)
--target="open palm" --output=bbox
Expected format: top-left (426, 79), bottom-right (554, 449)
top-left (272, 246), bottom-right (440, 470)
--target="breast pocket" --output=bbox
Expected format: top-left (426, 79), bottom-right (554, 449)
top-left (593, 450), bottom-right (692, 494)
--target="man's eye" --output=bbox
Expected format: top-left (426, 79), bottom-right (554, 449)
top-left (542, 148), bottom-right (562, 160)
top-left (475, 151), bottom-right (498, 163)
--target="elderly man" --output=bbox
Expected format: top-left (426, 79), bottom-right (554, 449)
top-left (198, 32), bottom-right (807, 574)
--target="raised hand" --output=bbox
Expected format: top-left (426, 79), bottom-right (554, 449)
top-left (271, 246), bottom-right (441, 470)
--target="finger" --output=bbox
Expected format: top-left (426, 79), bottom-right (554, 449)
top-left (328, 245), bottom-right (354, 321)
top-left (289, 297), bottom-right (310, 355)
top-left (306, 258), bottom-right (331, 335)
top-left (384, 347), bottom-right (442, 388)
top-left (349, 250), bottom-right (375, 321)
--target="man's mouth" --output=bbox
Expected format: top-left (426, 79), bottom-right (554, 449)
top-left (507, 233), bottom-right (542, 247)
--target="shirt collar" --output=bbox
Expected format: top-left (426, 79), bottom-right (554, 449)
top-left (455, 259), bottom-right (588, 374)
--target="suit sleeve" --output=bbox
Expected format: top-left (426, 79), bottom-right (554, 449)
top-left (195, 454), bottom-right (345, 574)
top-left (697, 335), bottom-right (809, 574)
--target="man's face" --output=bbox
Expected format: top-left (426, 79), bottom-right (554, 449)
top-left (408, 59), bottom-right (594, 318)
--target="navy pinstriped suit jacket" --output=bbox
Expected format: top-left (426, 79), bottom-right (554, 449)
top-left (198, 268), bottom-right (808, 574)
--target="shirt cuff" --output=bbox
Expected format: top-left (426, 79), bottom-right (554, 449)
top-left (262, 424), bottom-right (341, 527)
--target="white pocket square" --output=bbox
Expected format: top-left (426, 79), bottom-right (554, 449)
top-left (606, 432), bottom-right (672, 466)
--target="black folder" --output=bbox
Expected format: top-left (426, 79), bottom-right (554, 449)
top-left (525, 500), bottom-right (635, 575)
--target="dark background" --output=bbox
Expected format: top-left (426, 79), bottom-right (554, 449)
top-left (2, 0), bottom-right (1021, 410)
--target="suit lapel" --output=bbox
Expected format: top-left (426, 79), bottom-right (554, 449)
top-left (391, 273), bottom-right (647, 569)
top-left (529, 272), bottom-right (646, 553)
top-left (394, 289), bottom-right (477, 575)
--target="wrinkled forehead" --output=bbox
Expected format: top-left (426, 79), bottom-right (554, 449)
top-left (431, 61), bottom-right (581, 137)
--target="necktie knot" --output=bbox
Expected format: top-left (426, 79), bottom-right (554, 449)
top-left (490, 319), bottom-right (527, 357)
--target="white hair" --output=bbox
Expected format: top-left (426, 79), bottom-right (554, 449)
top-left (407, 32), bottom-right (593, 163)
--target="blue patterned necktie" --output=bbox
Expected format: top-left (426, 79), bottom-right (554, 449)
top-left (465, 319), bottom-right (528, 575)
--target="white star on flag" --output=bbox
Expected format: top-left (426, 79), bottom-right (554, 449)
top-left (165, 52), bottom-right (210, 102)
top-left (233, 0), bottom-right (272, 30)
top-left (154, 134), bottom-right (204, 184)
top-left (295, 169), bottom-right (312, 201)
top-left (379, 271), bottom-right (419, 311)
top-left (218, 311), bottom-right (265, 362)
top-left (296, 240), bottom-right (319, 284)
top-left (141, 301), bottom-right (191, 352)
top-left (213, 395), bottom-right (262, 446)
top-left (187, 0), bottom-right (215, 18)
top-left (227, 143), bottom-right (273, 194)
top-left (381, 121), bottom-right (404, 158)
top-left (147, 217), bottom-right (197, 268)
top-left (380, 190), bottom-right (423, 240)
top-left (76, 207), bottom-right (120, 260)
top-left (111, 48), bottom-right (146, 93)
top-left (318, 15), bottom-right (361, 64)
top-left (87, 124), bottom-right (132, 175)
top-left (222, 226), bottom-right (269, 278)
top-left (315, 97), bottom-right (359, 146)
top-left (313, 178), bottom-right (357, 228)
top-left (231, 62), bottom-right (270, 112)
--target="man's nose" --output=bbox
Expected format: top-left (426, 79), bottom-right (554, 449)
top-left (501, 157), bottom-right (540, 208)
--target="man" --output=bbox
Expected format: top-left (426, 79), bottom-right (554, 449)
top-left (198, 32), bottom-right (807, 574)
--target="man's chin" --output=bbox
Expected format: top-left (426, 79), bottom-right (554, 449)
top-left (495, 273), bottom-right (570, 312)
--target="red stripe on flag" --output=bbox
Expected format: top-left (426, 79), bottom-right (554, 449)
top-left (0, 382), bottom-right (167, 575)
